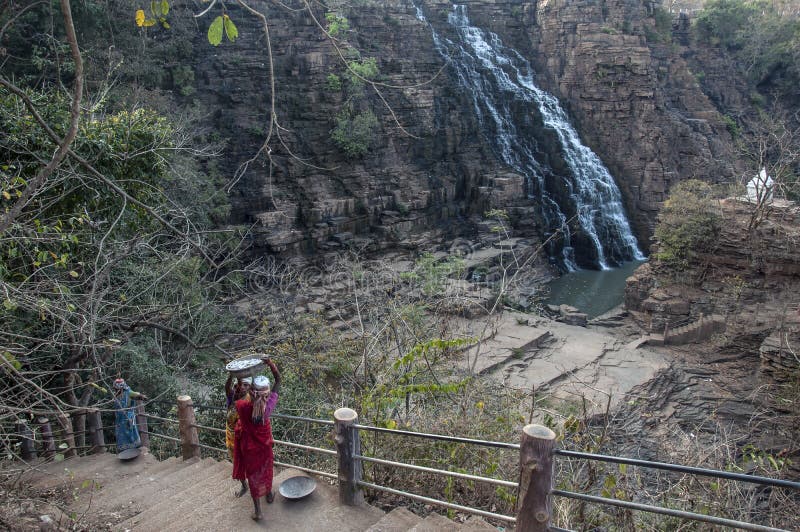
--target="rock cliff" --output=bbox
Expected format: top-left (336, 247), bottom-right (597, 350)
top-left (529, 0), bottom-right (738, 241)
top-left (625, 198), bottom-right (800, 376)
top-left (167, 0), bottom-right (742, 258)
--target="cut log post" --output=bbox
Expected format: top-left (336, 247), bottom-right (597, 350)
top-left (136, 402), bottom-right (149, 449)
top-left (87, 408), bottom-right (105, 454)
top-left (17, 421), bottom-right (37, 460)
top-left (38, 417), bottom-right (56, 460)
top-left (72, 410), bottom-right (86, 450)
top-left (517, 424), bottom-right (556, 532)
top-left (334, 407), bottom-right (363, 506)
top-left (177, 395), bottom-right (200, 460)
top-left (56, 412), bottom-right (77, 458)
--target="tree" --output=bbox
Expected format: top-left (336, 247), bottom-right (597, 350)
top-left (0, 0), bottom-right (246, 452)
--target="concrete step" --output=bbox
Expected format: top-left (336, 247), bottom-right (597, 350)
top-left (97, 455), bottom-right (185, 504)
top-left (23, 454), bottom-right (113, 488)
top-left (409, 512), bottom-right (459, 531)
top-left (94, 456), bottom-right (200, 509)
top-left (88, 455), bottom-right (183, 505)
top-left (134, 457), bottom-right (218, 509)
top-left (156, 468), bottom-right (244, 532)
top-left (119, 461), bottom-right (230, 531)
top-left (366, 507), bottom-right (420, 531)
top-left (459, 516), bottom-right (500, 531)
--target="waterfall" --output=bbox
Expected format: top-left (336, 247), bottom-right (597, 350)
top-left (416, 4), bottom-right (644, 270)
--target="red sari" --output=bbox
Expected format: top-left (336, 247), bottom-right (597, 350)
top-left (232, 394), bottom-right (277, 499)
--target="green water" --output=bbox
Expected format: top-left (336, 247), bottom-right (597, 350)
top-left (546, 260), bottom-right (647, 319)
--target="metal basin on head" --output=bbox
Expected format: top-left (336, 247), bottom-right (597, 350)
top-left (279, 476), bottom-right (316, 499)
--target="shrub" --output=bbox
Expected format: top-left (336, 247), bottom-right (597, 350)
top-left (654, 180), bottom-right (722, 271)
top-left (331, 108), bottom-right (378, 158)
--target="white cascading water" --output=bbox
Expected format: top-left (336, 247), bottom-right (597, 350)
top-left (416, 4), bottom-right (644, 270)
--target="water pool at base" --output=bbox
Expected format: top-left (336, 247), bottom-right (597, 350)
top-left (546, 260), bottom-right (647, 319)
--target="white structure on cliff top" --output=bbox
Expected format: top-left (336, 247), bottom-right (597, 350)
top-left (746, 168), bottom-right (774, 204)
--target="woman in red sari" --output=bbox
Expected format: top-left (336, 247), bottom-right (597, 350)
top-left (233, 358), bottom-right (280, 521)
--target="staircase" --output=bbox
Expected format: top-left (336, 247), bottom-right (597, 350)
top-left (10, 451), bottom-right (499, 531)
top-left (640, 314), bottom-right (726, 347)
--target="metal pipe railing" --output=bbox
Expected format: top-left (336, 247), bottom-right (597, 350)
top-left (357, 480), bottom-right (517, 523)
top-left (274, 439), bottom-right (337, 457)
top-left (555, 449), bottom-right (800, 490)
top-left (352, 423), bottom-right (520, 450)
top-left (355, 454), bottom-right (517, 489)
top-left (552, 489), bottom-right (785, 532)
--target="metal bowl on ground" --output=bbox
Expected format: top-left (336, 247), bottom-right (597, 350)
top-left (279, 476), bottom-right (316, 500)
top-left (225, 356), bottom-right (265, 378)
top-left (117, 448), bottom-right (141, 461)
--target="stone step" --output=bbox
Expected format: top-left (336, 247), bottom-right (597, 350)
top-left (119, 461), bottom-right (231, 531)
top-left (409, 512), bottom-right (459, 531)
top-left (24, 453), bottom-right (115, 488)
top-left (366, 507), bottom-right (420, 531)
top-left (94, 457), bottom-right (201, 509)
top-left (156, 468), bottom-right (244, 532)
top-left (459, 516), bottom-right (500, 531)
top-left (134, 457), bottom-right (219, 509)
top-left (87, 455), bottom-right (183, 506)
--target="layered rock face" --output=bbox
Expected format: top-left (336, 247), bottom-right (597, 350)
top-left (181, 0), bottom-right (740, 257)
top-left (529, 0), bottom-right (738, 241)
top-left (625, 198), bottom-right (800, 376)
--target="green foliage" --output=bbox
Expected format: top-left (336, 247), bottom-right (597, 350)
top-left (399, 253), bottom-right (466, 297)
top-left (694, 0), bottom-right (800, 96)
top-left (345, 57), bottom-right (379, 90)
top-left (331, 108), bottom-right (378, 158)
top-left (1, 85), bottom-right (243, 413)
top-left (325, 12), bottom-right (350, 37)
top-left (653, 180), bottom-right (722, 271)
top-left (325, 73), bottom-right (342, 92)
top-left (171, 65), bottom-right (196, 96)
top-left (645, 7), bottom-right (673, 43)
top-left (695, 0), bottom-right (757, 48)
top-left (722, 114), bottom-right (740, 138)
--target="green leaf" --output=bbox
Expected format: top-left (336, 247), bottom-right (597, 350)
top-left (161, 20), bottom-right (170, 29)
top-left (81, 479), bottom-right (91, 489)
top-left (223, 15), bottom-right (238, 42)
top-left (161, 0), bottom-right (169, 16)
top-left (150, 0), bottom-right (158, 16)
top-left (3, 298), bottom-right (17, 311)
top-left (208, 16), bottom-right (224, 46)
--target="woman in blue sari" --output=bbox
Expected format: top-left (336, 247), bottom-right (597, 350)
top-left (113, 378), bottom-right (147, 451)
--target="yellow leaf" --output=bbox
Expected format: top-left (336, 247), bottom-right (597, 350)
top-left (69, 271), bottom-right (79, 278)
top-left (135, 9), bottom-right (145, 27)
top-left (142, 18), bottom-right (156, 27)
top-left (1, 190), bottom-right (10, 200)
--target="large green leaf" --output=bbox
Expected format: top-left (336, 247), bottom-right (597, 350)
top-left (208, 16), bottom-right (224, 46)
top-left (223, 15), bottom-right (238, 42)
top-left (161, 0), bottom-right (169, 16)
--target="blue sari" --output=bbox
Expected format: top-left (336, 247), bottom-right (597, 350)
top-left (114, 388), bottom-right (141, 451)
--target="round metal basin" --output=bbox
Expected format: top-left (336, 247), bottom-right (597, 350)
top-left (279, 476), bottom-right (316, 500)
top-left (225, 357), bottom-right (265, 378)
top-left (117, 448), bottom-right (141, 461)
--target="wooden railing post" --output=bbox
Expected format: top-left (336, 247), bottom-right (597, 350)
top-left (56, 412), bottom-right (77, 458)
top-left (72, 409), bottom-right (86, 450)
top-left (38, 417), bottom-right (56, 460)
top-left (517, 424), bottom-right (556, 532)
top-left (87, 408), bottom-right (106, 454)
top-left (136, 402), bottom-right (149, 449)
top-left (177, 395), bottom-right (200, 460)
top-left (16, 421), bottom-right (37, 460)
top-left (334, 407), bottom-right (363, 506)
